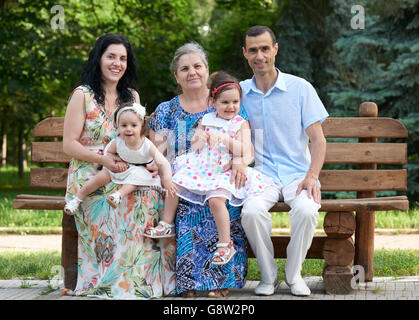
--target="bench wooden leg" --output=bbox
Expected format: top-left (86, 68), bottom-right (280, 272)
top-left (354, 209), bottom-right (375, 282)
top-left (61, 213), bottom-right (78, 290)
top-left (322, 211), bottom-right (355, 294)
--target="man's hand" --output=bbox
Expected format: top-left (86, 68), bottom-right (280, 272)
top-left (223, 157), bottom-right (248, 189)
top-left (296, 172), bottom-right (321, 204)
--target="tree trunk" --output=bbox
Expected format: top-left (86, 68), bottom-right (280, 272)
top-left (0, 106), bottom-right (7, 168)
top-left (18, 122), bottom-right (24, 178)
top-left (1, 133), bottom-right (6, 167)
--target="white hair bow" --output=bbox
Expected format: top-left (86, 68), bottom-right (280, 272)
top-left (115, 103), bottom-right (146, 127)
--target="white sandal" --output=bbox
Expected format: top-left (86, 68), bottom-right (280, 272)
top-left (64, 196), bottom-right (82, 215)
top-left (144, 221), bottom-right (176, 239)
top-left (107, 191), bottom-right (122, 209)
top-left (212, 241), bottom-right (236, 266)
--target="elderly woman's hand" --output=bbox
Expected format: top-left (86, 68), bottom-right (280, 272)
top-left (191, 127), bottom-right (209, 152)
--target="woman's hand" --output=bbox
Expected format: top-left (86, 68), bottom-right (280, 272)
top-left (191, 129), bottom-right (209, 152)
top-left (101, 155), bottom-right (128, 172)
top-left (208, 132), bottom-right (228, 149)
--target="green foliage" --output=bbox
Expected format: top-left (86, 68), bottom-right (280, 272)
top-left (1, 0), bottom-right (418, 202)
top-left (326, 0), bottom-right (419, 201)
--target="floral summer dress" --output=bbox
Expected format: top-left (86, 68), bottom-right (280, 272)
top-left (65, 85), bottom-right (175, 299)
top-left (172, 112), bottom-right (273, 206)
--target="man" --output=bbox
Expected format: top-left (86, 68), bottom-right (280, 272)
top-left (239, 25), bottom-right (328, 296)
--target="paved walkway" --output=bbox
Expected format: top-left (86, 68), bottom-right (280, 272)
top-left (1, 232), bottom-right (419, 252)
top-left (1, 276), bottom-right (418, 300)
top-left (1, 233), bottom-right (417, 301)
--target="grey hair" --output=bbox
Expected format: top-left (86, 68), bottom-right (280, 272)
top-left (170, 42), bottom-right (209, 74)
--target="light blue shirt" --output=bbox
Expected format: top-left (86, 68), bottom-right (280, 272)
top-left (240, 69), bottom-right (329, 186)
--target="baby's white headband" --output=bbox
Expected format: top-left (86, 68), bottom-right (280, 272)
top-left (114, 103), bottom-right (146, 127)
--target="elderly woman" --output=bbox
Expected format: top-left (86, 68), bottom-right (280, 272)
top-left (148, 43), bottom-right (248, 298)
top-left (62, 34), bottom-right (176, 299)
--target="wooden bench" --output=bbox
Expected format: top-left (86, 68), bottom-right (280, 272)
top-left (13, 102), bottom-right (409, 294)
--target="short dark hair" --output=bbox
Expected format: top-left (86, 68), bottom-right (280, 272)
top-left (208, 71), bottom-right (242, 101)
top-left (81, 34), bottom-right (138, 106)
top-left (244, 25), bottom-right (277, 47)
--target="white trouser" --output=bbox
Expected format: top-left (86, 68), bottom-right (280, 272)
top-left (241, 175), bottom-right (320, 285)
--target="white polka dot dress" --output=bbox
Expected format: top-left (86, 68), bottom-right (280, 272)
top-left (172, 112), bottom-right (274, 206)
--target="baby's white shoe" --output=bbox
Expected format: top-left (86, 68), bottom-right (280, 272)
top-left (64, 197), bottom-right (82, 215)
top-left (107, 191), bottom-right (122, 209)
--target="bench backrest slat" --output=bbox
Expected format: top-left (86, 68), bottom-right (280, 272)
top-left (31, 141), bottom-right (408, 165)
top-left (322, 118), bottom-right (408, 138)
top-left (31, 142), bottom-right (71, 163)
top-left (34, 117), bottom-right (408, 139)
top-left (30, 167), bottom-right (407, 192)
top-left (29, 117), bottom-right (408, 194)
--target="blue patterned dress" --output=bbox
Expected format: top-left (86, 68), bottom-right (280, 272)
top-left (148, 96), bottom-right (248, 294)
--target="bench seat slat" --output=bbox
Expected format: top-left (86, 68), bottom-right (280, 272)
top-left (270, 196), bottom-right (409, 212)
top-left (13, 195), bottom-right (408, 212)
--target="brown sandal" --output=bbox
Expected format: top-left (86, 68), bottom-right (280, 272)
top-left (208, 288), bottom-right (229, 298)
top-left (180, 290), bottom-right (196, 297)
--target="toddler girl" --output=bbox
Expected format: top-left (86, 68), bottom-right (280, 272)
top-left (64, 102), bottom-right (178, 226)
top-left (144, 71), bottom-right (273, 265)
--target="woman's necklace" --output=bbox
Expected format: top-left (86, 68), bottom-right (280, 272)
top-left (104, 95), bottom-right (118, 116)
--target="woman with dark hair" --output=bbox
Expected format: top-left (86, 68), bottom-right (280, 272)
top-left (62, 34), bottom-right (176, 299)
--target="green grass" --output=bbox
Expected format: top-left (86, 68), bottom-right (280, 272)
top-left (1, 166), bottom-right (417, 233)
top-left (0, 250), bottom-right (416, 280)
top-left (271, 209), bottom-right (418, 231)
top-left (0, 166), bottom-right (63, 234)
top-left (246, 250), bottom-right (419, 281)
top-left (0, 251), bottom-right (61, 279)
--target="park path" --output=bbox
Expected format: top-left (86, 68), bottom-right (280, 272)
top-left (1, 232), bottom-right (419, 252)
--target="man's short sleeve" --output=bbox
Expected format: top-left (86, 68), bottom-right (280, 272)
top-left (300, 81), bottom-right (329, 130)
